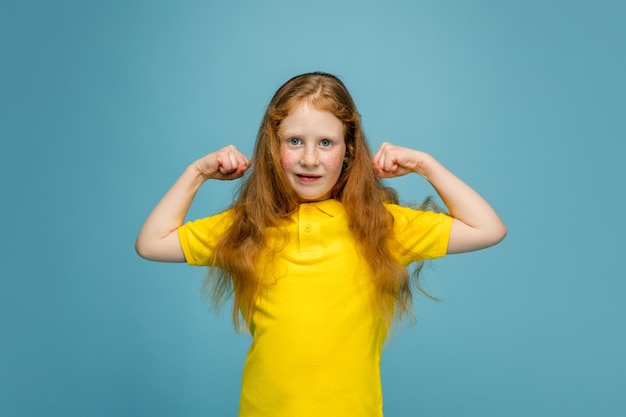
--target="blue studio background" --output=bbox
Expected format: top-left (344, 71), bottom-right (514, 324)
top-left (1, 1), bottom-right (624, 416)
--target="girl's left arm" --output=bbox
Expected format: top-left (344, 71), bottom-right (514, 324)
top-left (372, 142), bottom-right (507, 254)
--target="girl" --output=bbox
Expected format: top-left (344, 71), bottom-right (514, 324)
top-left (135, 72), bottom-right (506, 417)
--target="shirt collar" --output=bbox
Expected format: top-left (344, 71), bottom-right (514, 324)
top-left (302, 199), bottom-right (344, 217)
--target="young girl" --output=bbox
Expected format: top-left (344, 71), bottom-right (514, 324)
top-left (135, 72), bottom-right (506, 417)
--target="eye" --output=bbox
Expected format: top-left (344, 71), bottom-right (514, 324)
top-left (320, 139), bottom-right (332, 147)
top-left (288, 137), bottom-right (302, 145)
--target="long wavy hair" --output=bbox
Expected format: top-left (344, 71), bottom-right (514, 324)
top-left (207, 72), bottom-right (427, 329)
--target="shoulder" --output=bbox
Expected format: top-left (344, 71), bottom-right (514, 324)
top-left (177, 208), bottom-right (237, 266)
top-left (385, 203), bottom-right (453, 262)
top-left (179, 208), bottom-right (236, 235)
top-left (384, 203), bottom-right (450, 225)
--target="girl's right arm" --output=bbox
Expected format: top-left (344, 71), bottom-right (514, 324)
top-left (135, 145), bottom-right (250, 262)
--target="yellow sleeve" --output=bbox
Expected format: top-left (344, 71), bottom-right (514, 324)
top-left (177, 210), bottom-right (234, 266)
top-left (386, 204), bottom-right (453, 266)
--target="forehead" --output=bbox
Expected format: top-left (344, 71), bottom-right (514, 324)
top-left (279, 101), bottom-right (345, 137)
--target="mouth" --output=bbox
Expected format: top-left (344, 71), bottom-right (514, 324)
top-left (296, 173), bottom-right (321, 183)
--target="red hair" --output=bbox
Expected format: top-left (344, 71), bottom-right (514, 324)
top-left (207, 72), bottom-right (424, 329)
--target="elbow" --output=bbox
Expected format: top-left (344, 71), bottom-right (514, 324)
top-left (135, 239), bottom-right (147, 259)
top-left (476, 221), bottom-right (508, 251)
top-left (135, 238), bottom-right (153, 260)
top-left (490, 221), bottom-right (508, 246)
top-left (447, 219), bottom-right (507, 254)
top-left (134, 233), bottom-right (185, 263)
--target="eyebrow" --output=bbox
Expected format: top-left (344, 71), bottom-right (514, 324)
top-left (278, 129), bottom-right (341, 140)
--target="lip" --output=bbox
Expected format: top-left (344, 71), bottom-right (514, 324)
top-left (296, 173), bottom-right (321, 183)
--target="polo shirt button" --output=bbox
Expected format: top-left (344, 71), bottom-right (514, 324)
top-left (303, 224), bottom-right (312, 233)
top-left (304, 207), bottom-right (312, 215)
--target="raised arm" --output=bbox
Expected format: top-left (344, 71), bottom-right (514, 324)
top-left (135, 145), bottom-right (250, 262)
top-left (372, 142), bottom-right (506, 254)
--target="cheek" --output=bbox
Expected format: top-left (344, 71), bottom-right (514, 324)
top-left (327, 150), bottom-right (346, 174)
top-left (279, 149), bottom-right (295, 171)
top-left (330, 155), bottom-right (343, 170)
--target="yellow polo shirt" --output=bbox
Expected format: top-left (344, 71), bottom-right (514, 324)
top-left (178, 199), bottom-right (452, 417)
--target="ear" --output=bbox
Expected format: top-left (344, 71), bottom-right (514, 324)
top-left (345, 142), bottom-right (355, 158)
top-left (343, 143), bottom-right (354, 168)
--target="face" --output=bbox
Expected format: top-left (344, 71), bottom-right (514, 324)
top-left (278, 101), bottom-right (346, 202)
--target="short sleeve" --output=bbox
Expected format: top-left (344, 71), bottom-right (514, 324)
top-left (177, 210), bottom-right (234, 266)
top-left (386, 204), bottom-right (453, 266)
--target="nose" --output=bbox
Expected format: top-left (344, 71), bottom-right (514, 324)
top-left (300, 146), bottom-right (319, 167)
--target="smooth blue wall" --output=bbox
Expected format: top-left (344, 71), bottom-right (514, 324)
top-left (1, 1), bottom-right (624, 416)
